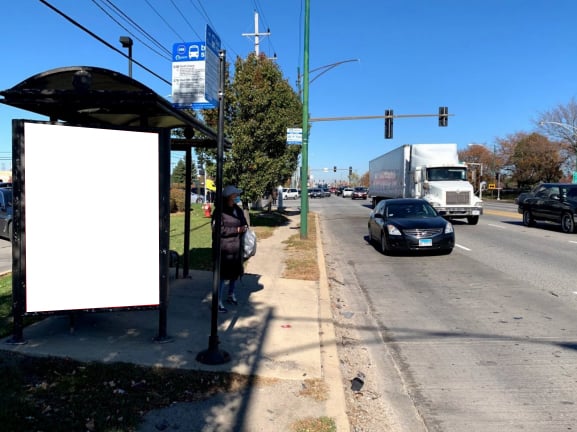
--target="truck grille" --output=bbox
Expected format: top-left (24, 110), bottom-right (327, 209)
top-left (446, 191), bottom-right (470, 205)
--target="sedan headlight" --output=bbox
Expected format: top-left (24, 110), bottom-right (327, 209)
top-left (386, 224), bottom-right (402, 236)
top-left (444, 222), bottom-right (454, 234)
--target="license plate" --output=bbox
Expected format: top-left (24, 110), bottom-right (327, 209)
top-left (419, 239), bottom-right (433, 247)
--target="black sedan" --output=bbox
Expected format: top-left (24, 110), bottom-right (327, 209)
top-left (367, 198), bottom-right (454, 254)
top-left (517, 183), bottom-right (577, 233)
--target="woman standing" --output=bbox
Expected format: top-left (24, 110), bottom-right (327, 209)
top-left (212, 185), bottom-right (248, 313)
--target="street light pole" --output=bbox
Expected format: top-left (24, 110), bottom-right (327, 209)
top-left (297, 58), bottom-right (359, 98)
top-left (300, 0), bottom-right (310, 239)
top-left (119, 36), bottom-right (133, 78)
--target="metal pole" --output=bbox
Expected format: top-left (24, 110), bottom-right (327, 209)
top-left (197, 50), bottom-right (230, 365)
top-left (128, 44), bottom-right (132, 78)
top-left (183, 148), bottom-right (192, 277)
top-left (300, 0), bottom-right (310, 239)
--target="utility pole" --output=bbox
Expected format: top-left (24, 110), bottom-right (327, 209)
top-left (242, 10), bottom-right (271, 56)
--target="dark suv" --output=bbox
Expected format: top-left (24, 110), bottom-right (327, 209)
top-left (0, 188), bottom-right (12, 241)
top-left (517, 183), bottom-right (577, 233)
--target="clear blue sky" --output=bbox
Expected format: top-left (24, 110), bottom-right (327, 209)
top-left (2, 1), bottom-right (577, 183)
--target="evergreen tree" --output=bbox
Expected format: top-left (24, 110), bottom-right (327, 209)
top-left (171, 158), bottom-right (198, 186)
top-left (202, 53), bottom-right (302, 204)
top-left (171, 159), bottom-right (186, 184)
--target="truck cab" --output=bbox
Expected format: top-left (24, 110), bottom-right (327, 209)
top-left (416, 165), bottom-right (483, 224)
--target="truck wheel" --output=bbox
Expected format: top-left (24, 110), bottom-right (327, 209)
top-left (467, 216), bottom-right (479, 225)
top-left (561, 212), bottom-right (576, 233)
top-left (522, 209), bottom-right (535, 227)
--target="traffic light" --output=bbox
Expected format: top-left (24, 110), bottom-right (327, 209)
top-left (333, 166), bottom-right (337, 173)
top-left (384, 109), bottom-right (393, 139)
top-left (349, 166), bottom-right (352, 176)
top-left (438, 106), bottom-right (448, 127)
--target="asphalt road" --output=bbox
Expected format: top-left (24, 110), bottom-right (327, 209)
top-left (313, 195), bottom-right (577, 432)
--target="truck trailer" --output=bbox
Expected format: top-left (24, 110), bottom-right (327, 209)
top-left (368, 143), bottom-right (483, 224)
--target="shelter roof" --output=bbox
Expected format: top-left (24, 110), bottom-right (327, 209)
top-left (0, 66), bottom-right (223, 142)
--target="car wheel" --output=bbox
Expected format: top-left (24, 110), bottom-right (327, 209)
top-left (7, 222), bottom-right (12, 242)
top-left (561, 212), bottom-right (576, 233)
top-left (467, 216), bottom-right (479, 225)
top-left (522, 209), bottom-right (535, 227)
top-left (367, 223), bottom-right (373, 244)
top-left (380, 232), bottom-right (389, 254)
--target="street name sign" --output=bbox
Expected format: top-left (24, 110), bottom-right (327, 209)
top-left (287, 127), bottom-right (302, 145)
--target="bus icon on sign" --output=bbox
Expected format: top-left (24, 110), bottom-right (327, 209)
top-left (188, 45), bottom-right (200, 59)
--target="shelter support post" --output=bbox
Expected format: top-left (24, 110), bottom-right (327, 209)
top-left (183, 147), bottom-right (192, 277)
top-left (7, 120), bottom-right (26, 344)
top-left (155, 129), bottom-right (172, 343)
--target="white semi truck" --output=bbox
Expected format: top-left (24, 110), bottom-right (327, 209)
top-left (368, 143), bottom-right (483, 224)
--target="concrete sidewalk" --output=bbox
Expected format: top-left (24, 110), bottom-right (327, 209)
top-left (1, 210), bottom-right (349, 432)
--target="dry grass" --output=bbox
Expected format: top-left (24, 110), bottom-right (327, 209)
top-left (298, 378), bottom-right (329, 401)
top-left (290, 416), bottom-right (336, 432)
top-left (282, 212), bottom-right (319, 280)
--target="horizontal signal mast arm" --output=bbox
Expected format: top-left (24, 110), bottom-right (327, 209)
top-left (309, 113), bottom-right (454, 122)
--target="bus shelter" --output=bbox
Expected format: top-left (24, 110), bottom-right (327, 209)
top-left (0, 66), bottom-right (228, 343)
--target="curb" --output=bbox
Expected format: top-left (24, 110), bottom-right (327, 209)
top-left (315, 213), bottom-right (350, 431)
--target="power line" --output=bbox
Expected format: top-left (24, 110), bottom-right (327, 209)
top-left (192, 0), bottom-right (216, 31)
top-left (169, 0), bottom-right (202, 41)
top-left (187, 0), bottom-right (241, 59)
top-left (99, 0), bottom-right (171, 55)
top-left (91, 0), bottom-right (171, 60)
top-left (39, 0), bottom-right (171, 86)
top-left (143, 0), bottom-right (186, 41)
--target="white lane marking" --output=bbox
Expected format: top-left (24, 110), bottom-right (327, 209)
top-left (487, 223), bottom-right (506, 229)
top-left (570, 241), bottom-right (577, 245)
top-left (455, 244), bottom-right (471, 251)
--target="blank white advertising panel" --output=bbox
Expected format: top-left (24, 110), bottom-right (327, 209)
top-left (23, 122), bottom-right (160, 312)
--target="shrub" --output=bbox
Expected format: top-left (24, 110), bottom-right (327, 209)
top-left (170, 187), bottom-right (186, 213)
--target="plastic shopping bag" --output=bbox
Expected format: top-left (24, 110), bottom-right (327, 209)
top-left (243, 229), bottom-right (257, 260)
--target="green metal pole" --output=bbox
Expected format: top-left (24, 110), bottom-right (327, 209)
top-left (300, 0), bottom-right (310, 239)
